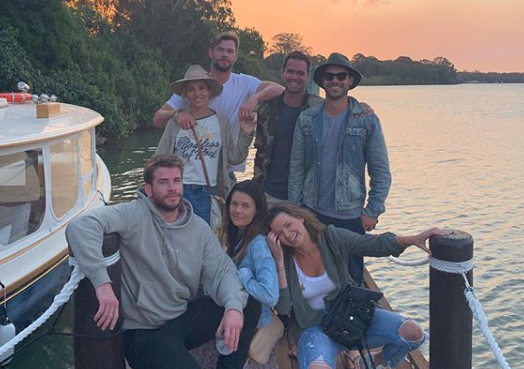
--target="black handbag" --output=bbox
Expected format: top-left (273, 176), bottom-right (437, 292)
top-left (322, 283), bottom-right (383, 349)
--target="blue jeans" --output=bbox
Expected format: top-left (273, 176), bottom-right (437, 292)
top-left (183, 184), bottom-right (216, 224)
top-left (297, 309), bottom-right (427, 369)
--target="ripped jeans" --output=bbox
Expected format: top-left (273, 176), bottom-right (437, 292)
top-left (297, 309), bottom-right (427, 369)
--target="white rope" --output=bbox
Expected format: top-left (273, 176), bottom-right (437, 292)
top-left (387, 255), bottom-right (430, 266)
top-left (0, 251), bottom-right (120, 358)
top-left (429, 257), bottom-right (473, 274)
top-left (430, 256), bottom-right (512, 369)
top-left (462, 276), bottom-right (512, 369)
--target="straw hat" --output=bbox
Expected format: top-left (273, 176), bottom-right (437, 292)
top-left (313, 52), bottom-right (362, 90)
top-left (170, 65), bottom-right (223, 97)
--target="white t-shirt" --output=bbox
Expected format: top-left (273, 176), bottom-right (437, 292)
top-left (167, 73), bottom-right (261, 172)
top-left (294, 258), bottom-right (337, 311)
top-left (174, 114), bottom-right (221, 186)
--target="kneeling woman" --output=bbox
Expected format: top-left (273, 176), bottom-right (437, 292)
top-left (219, 180), bottom-right (279, 364)
top-left (156, 65), bottom-right (256, 223)
top-left (266, 204), bottom-right (446, 369)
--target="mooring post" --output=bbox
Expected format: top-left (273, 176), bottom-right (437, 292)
top-left (429, 230), bottom-right (473, 369)
top-left (69, 233), bottom-right (125, 369)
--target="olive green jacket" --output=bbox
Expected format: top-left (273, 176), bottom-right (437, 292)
top-left (275, 225), bottom-right (404, 337)
top-left (253, 92), bottom-right (323, 185)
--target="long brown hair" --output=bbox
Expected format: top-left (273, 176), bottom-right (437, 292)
top-left (220, 180), bottom-right (268, 262)
top-left (265, 204), bottom-right (326, 245)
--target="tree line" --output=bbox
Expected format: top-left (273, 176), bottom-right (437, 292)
top-left (1, 1), bottom-right (522, 137)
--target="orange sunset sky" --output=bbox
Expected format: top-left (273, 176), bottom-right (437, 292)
top-left (231, 0), bottom-right (524, 73)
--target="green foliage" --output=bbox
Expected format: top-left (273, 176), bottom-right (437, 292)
top-left (238, 28), bottom-right (266, 58)
top-left (352, 54), bottom-right (458, 85)
top-left (269, 33), bottom-right (311, 55)
top-left (457, 71), bottom-right (524, 83)
top-left (0, 28), bottom-right (44, 90)
top-left (0, 0), bottom-right (170, 138)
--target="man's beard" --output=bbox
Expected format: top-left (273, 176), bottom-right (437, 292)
top-left (325, 86), bottom-right (349, 101)
top-left (213, 59), bottom-right (233, 73)
top-left (151, 192), bottom-right (182, 212)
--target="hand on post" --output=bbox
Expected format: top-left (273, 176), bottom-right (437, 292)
top-left (410, 227), bottom-right (450, 255)
top-left (94, 282), bottom-right (119, 331)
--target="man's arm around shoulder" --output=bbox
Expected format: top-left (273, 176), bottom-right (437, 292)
top-left (153, 103), bottom-right (175, 129)
top-left (239, 81), bottom-right (284, 120)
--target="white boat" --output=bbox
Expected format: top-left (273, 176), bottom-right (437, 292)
top-left (0, 100), bottom-right (111, 363)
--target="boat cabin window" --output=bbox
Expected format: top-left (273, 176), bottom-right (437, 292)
top-left (50, 138), bottom-right (79, 218)
top-left (0, 150), bottom-right (46, 246)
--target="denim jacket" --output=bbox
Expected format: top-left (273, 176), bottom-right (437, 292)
top-left (288, 97), bottom-right (391, 219)
top-left (236, 234), bottom-right (279, 328)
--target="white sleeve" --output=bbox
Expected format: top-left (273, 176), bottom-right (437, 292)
top-left (240, 74), bottom-right (261, 96)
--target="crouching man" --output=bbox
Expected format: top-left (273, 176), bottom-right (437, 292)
top-left (66, 154), bottom-right (260, 369)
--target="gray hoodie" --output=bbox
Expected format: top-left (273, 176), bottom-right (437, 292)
top-left (66, 190), bottom-right (247, 329)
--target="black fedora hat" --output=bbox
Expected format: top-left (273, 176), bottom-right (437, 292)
top-left (313, 52), bottom-right (362, 90)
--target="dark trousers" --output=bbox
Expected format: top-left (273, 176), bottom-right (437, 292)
top-left (314, 212), bottom-right (365, 286)
top-left (124, 296), bottom-right (261, 369)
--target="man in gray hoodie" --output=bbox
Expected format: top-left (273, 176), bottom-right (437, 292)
top-left (66, 155), bottom-right (258, 369)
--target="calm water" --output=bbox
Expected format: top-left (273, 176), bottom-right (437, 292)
top-left (7, 84), bottom-right (524, 368)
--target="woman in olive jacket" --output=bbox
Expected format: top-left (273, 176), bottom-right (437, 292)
top-left (266, 203), bottom-right (446, 369)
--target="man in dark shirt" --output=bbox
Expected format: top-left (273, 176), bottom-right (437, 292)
top-left (253, 51), bottom-right (323, 206)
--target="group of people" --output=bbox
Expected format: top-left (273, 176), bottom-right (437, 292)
top-left (67, 30), bottom-right (447, 369)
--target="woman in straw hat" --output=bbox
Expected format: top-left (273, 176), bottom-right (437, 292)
top-left (156, 65), bottom-right (256, 224)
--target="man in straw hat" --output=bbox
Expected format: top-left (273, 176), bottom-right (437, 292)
top-left (288, 52), bottom-right (392, 286)
top-left (153, 30), bottom-right (283, 175)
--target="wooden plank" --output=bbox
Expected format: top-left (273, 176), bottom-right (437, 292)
top-left (276, 331), bottom-right (299, 369)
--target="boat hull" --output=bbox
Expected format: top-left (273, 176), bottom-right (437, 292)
top-left (1, 100), bottom-right (112, 361)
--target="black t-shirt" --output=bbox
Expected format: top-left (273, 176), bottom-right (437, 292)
top-left (265, 103), bottom-right (301, 200)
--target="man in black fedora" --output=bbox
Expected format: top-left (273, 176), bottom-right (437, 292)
top-left (288, 52), bottom-right (392, 285)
